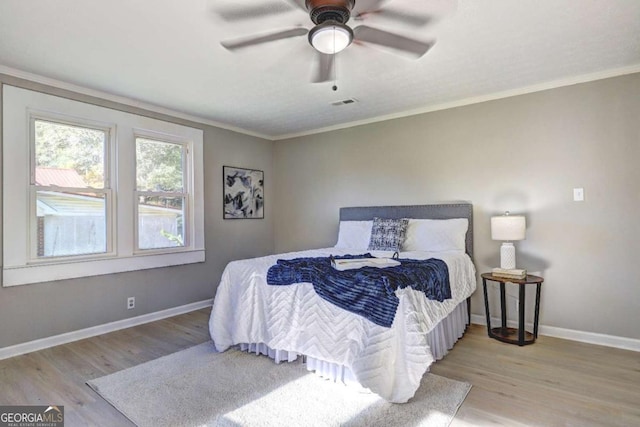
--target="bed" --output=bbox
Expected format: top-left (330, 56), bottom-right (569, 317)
top-left (209, 203), bottom-right (476, 403)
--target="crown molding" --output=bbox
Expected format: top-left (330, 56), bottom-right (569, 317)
top-left (3, 63), bottom-right (639, 142)
top-left (0, 64), bottom-right (273, 141)
top-left (275, 64), bottom-right (640, 140)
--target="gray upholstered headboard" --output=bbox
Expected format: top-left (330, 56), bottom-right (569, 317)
top-left (339, 203), bottom-right (474, 260)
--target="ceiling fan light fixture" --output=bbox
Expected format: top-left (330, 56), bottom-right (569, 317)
top-left (308, 21), bottom-right (353, 54)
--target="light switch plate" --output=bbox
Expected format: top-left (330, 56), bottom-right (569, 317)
top-left (573, 188), bottom-right (584, 201)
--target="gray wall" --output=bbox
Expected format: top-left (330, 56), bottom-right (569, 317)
top-left (0, 75), bottom-right (274, 348)
top-left (273, 73), bottom-right (640, 340)
top-left (3, 72), bottom-right (639, 349)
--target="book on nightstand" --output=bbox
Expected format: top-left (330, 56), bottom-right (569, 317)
top-left (492, 268), bottom-right (527, 280)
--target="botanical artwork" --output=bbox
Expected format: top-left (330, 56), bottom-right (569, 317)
top-left (223, 166), bottom-right (264, 219)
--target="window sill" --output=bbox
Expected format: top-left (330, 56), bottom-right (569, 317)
top-left (2, 249), bottom-right (205, 287)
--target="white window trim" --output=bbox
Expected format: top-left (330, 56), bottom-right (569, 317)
top-left (28, 112), bottom-right (116, 262)
top-left (133, 129), bottom-right (192, 253)
top-left (2, 85), bottom-right (205, 287)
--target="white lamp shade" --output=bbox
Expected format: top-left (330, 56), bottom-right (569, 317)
top-left (491, 215), bottom-right (526, 241)
top-left (309, 24), bottom-right (352, 54)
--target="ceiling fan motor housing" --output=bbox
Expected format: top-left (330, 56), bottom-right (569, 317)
top-left (306, 0), bottom-right (355, 24)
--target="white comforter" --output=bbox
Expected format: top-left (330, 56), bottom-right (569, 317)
top-left (209, 248), bottom-right (476, 403)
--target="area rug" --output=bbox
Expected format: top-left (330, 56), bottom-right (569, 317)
top-left (87, 342), bottom-right (470, 427)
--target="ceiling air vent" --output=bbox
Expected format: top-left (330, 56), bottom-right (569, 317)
top-left (331, 98), bottom-right (358, 106)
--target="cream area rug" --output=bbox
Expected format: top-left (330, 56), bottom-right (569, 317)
top-left (88, 342), bottom-right (470, 427)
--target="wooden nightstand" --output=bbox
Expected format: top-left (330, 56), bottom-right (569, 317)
top-left (481, 272), bottom-right (544, 346)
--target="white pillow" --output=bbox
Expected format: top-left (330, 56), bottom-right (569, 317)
top-left (402, 218), bottom-right (468, 252)
top-left (335, 220), bottom-right (373, 250)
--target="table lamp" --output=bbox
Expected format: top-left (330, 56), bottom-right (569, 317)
top-left (491, 211), bottom-right (526, 270)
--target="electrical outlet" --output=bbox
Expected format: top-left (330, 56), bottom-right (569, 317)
top-left (127, 297), bottom-right (135, 310)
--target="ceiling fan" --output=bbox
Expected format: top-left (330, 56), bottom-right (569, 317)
top-left (218, 0), bottom-right (436, 84)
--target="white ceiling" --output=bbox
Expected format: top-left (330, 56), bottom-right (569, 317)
top-left (0, 0), bottom-right (639, 140)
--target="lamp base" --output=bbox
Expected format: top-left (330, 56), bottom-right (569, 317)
top-left (500, 242), bottom-right (516, 269)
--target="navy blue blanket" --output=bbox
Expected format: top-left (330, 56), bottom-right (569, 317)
top-left (266, 254), bottom-right (451, 327)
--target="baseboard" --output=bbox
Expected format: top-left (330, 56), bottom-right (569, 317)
top-left (5, 303), bottom-right (636, 360)
top-left (0, 299), bottom-right (213, 361)
top-left (470, 314), bottom-right (640, 352)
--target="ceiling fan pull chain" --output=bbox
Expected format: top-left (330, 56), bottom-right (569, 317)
top-left (332, 26), bottom-right (338, 91)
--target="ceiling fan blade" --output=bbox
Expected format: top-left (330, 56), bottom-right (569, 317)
top-left (221, 27), bottom-right (308, 51)
top-left (312, 52), bottom-right (335, 83)
top-left (216, 2), bottom-right (295, 22)
top-left (353, 25), bottom-right (435, 58)
top-left (354, 9), bottom-right (432, 27)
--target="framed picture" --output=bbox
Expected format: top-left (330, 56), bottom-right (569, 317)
top-left (223, 166), bottom-right (264, 219)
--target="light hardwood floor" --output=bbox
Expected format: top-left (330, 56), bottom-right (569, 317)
top-left (430, 326), bottom-right (640, 427)
top-left (0, 309), bottom-right (638, 426)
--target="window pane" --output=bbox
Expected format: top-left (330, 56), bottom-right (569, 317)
top-left (34, 120), bottom-right (105, 189)
top-left (36, 190), bottom-right (107, 257)
top-left (136, 138), bottom-right (184, 192)
top-left (138, 196), bottom-right (184, 249)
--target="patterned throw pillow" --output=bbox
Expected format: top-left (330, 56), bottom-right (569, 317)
top-left (367, 217), bottom-right (409, 251)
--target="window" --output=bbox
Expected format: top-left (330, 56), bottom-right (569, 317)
top-left (135, 137), bottom-right (187, 251)
top-left (3, 85), bottom-right (205, 286)
top-left (32, 118), bottom-right (112, 259)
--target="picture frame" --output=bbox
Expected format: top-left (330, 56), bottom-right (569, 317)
top-left (223, 166), bottom-right (264, 219)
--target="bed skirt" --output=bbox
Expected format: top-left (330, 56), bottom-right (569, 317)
top-left (239, 300), bottom-right (468, 385)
